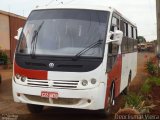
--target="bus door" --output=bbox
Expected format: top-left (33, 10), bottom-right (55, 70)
top-left (106, 14), bottom-right (122, 98)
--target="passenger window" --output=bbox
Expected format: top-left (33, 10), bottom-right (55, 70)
top-left (121, 21), bottom-right (128, 53)
top-left (128, 39), bottom-right (134, 52)
top-left (134, 28), bottom-right (138, 51)
top-left (112, 17), bottom-right (118, 25)
top-left (128, 25), bottom-right (134, 52)
top-left (124, 22), bottom-right (128, 37)
top-left (128, 25), bottom-right (132, 38)
top-left (107, 42), bottom-right (119, 72)
top-left (131, 26), bottom-right (134, 38)
top-left (133, 28), bottom-right (137, 39)
top-left (111, 17), bottom-right (119, 32)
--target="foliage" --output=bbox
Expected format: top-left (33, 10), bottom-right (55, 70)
top-left (124, 92), bottom-right (155, 114)
top-left (141, 76), bottom-right (160, 96)
top-left (147, 77), bottom-right (160, 86)
top-left (141, 81), bottom-right (151, 94)
top-left (0, 49), bottom-right (8, 65)
top-left (137, 36), bottom-right (146, 44)
top-left (145, 57), bottom-right (158, 76)
top-left (1, 52), bottom-right (8, 65)
top-left (125, 93), bottom-right (143, 108)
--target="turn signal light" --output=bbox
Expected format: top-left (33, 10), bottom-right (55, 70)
top-left (21, 76), bottom-right (27, 82)
top-left (15, 74), bottom-right (21, 79)
top-left (82, 80), bottom-right (88, 86)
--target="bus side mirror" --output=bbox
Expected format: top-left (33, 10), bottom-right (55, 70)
top-left (14, 27), bottom-right (23, 40)
top-left (107, 30), bottom-right (123, 45)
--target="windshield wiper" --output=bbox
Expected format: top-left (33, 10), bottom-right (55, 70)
top-left (30, 21), bottom-right (44, 58)
top-left (73, 40), bottom-right (103, 60)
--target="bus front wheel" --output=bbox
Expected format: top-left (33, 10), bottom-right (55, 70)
top-left (105, 83), bottom-right (115, 115)
top-left (27, 104), bottom-right (44, 113)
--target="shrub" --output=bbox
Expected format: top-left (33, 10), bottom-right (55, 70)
top-left (124, 93), bottom-right (153, 114)
top-left (145, 57), bottom-right (157, 76)
top-left (147, 77), bottom-right (160, 86)
top-left (0, 49), bottom-right (8, 65)
top-left (125, 93), bottom-right (143, 108)
top-left (140, 77), bottom-right (160, 100)
top-left (141, 82), bottom-right (151, 94)
top-left (1, 52), bottom-right (8, 65)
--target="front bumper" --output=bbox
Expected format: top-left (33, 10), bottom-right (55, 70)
top-left (12, 79), bottom-right (106, 110)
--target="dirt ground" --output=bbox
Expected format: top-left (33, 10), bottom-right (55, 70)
top-left (150, 86), bottom-right (160, 115)
top-left (0, 52), bottom-right (158, 120)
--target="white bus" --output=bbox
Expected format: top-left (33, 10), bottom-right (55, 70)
top-left (12, 4), bottom-right (137, 114)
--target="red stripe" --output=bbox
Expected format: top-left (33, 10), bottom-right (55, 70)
top-left (104, 54), bottom-right (122, 108)
top-left (14, 62), bottom-right (47, 80)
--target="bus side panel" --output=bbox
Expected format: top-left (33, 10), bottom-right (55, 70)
top-left (120, 52), bottom-right (137, 92)
top-left (131, 52), bottom-right (137, 81)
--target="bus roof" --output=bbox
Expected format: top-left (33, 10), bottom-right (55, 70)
top-left (35, 4), bottom-right (113, 12)
top-left (34, 4), bottom-right (136, 27)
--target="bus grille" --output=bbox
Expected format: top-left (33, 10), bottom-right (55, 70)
top-left (27, 79), bottom-right (79, 89)
top-left (25, 94), bottom-right (81, 105)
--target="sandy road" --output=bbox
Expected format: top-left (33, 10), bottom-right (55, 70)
top-left (0, 52), bottom-right (155, 120)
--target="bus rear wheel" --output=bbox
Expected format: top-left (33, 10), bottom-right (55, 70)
top-left (27, 104), bottom-right (44, 113)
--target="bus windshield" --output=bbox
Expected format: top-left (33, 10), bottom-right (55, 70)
top-left (17, 9), bottom-right (110, 58)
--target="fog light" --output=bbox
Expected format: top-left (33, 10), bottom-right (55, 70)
top-left (21, 76), bottom-right (27, 82)
top-left (82, 80), bottom-right (88, 86)
top-left (91, 78), bottom-right (97, 84)
top-left (15, 74), bottom-right (21, 79)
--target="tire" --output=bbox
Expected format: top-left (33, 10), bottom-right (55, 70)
top-left (27, 104), bottom-right (44, 113)
top-left (104, 83), bottom-right (115, 115)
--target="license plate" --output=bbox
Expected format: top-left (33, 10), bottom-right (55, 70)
top-left (41, 91), bottom-right (58, 99)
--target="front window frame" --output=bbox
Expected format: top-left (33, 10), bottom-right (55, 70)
top-left (16, 9), bottom-right (110, 59)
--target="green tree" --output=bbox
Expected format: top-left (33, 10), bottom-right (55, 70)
top-left (137, 36), bottom-right (146, 44)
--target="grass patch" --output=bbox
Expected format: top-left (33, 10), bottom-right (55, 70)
top-left (140, 77), bottom-right (160, 95)
top-left (148, 77), bottom-right (160, 86)
top-left (125, 92), bottom-right (143, 108)
top-left (141, 82), bottom-right (151, 94)
top-left (145, 59), bottom-right (157, 76)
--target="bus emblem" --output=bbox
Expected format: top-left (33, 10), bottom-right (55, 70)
top-left (49, 63), bottom-right (54, 68)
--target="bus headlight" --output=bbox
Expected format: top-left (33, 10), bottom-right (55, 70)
top-left (91, 78), bottom-right (97, 84)
top-left (21, 76), bottom-right (27, 82)
top-left (82, 80), bottom-right (88, 86)
top-left (15, 74), bottom-right (21, 79)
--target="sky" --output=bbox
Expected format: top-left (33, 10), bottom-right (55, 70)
top-left (0, 0), bottom-right (157, 41)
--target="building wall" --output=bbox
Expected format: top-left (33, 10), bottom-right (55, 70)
top-left (0, 14), bottom-right (10, 56)
top-left (9, 16), bottom-right (26, 61)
